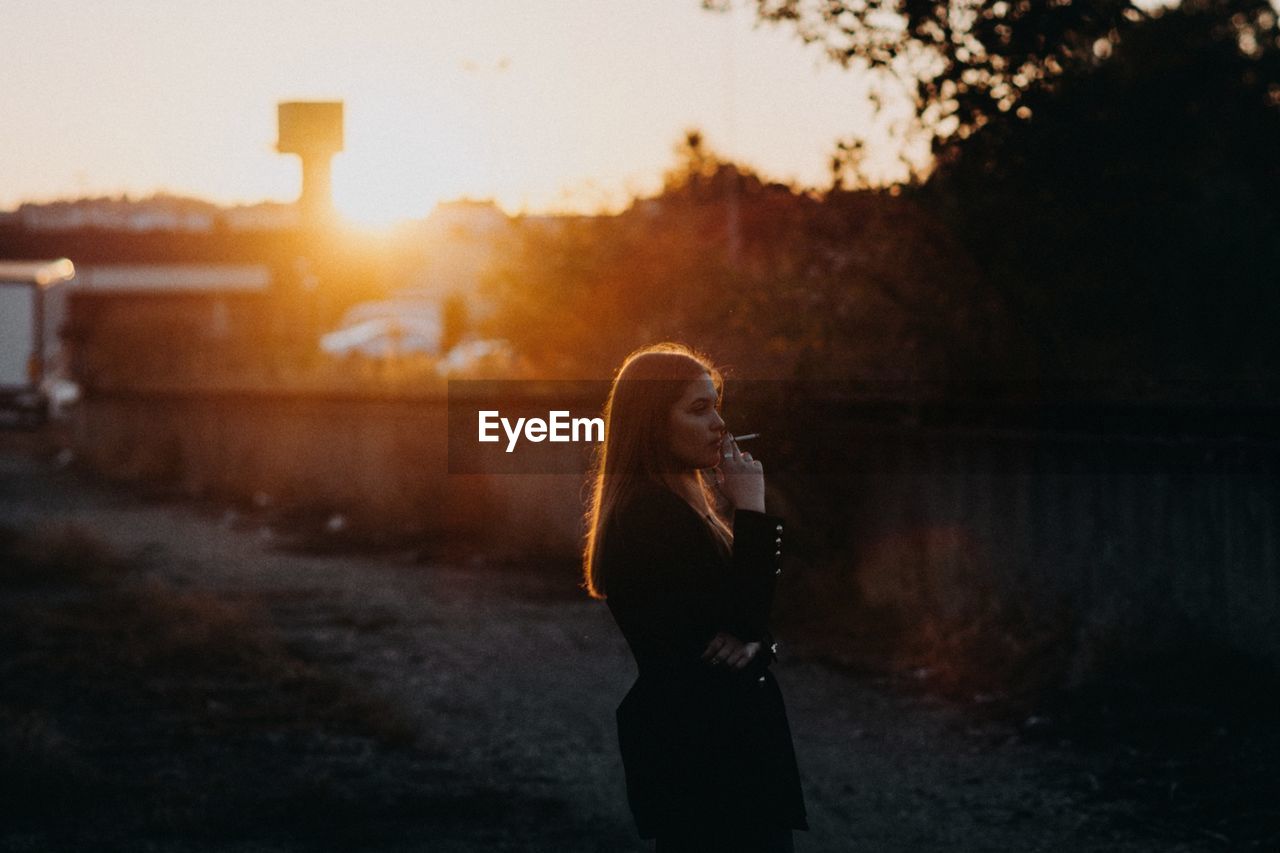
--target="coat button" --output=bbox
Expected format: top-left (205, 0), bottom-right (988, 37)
top-left (775, 524), bottom-right (783, 533)
top-left (757, 675), bottom-right (767, 684)
top-left (775, 537), bottom-right (782, 545)
top-left (774, 550), bottom-right (782, 557)
top-left (775, 568), bottom-right (782, 576)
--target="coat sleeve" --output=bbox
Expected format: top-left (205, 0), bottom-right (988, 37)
top-left (602, 488), bottom-right (786, 666)
top-left (722, 509), bottom-right (784, 643)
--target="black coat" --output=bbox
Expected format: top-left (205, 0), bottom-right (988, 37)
top-left (600, 481), bottom-right (808, 839)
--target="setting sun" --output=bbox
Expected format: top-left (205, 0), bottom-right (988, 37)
top-left (332, 155), bottom-right (442, 230)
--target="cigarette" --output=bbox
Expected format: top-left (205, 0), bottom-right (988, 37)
top-left (733, 433), bottom-right (760, 442)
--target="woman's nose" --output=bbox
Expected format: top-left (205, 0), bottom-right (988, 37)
top-left (711, 411), bottom-right (725, 431)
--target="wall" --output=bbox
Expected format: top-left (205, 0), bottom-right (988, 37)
top-left (73, 387), bottom-right (591, 553)
top-left (843, 424), bottom-right (1279, 666)
top-left (73, 388), bottom-right (1280, 665)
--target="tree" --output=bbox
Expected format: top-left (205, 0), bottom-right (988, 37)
top-left (703, 0), bottom-right (1280, 397)
top-left (922, 0), bottom-right (1280, 396)
top-left (705, 0), bottom-right (1205, 163)
top-left (480, 133), bottom-right (1005, 386)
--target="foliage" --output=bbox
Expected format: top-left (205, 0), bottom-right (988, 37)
top-left (706, 0), bottom-right (1140, 148)
top-left (705, 0), bottom-right (1277, 176)
top-left (922, 0), bottom-right (1280, 395)
top-left (481, 132), bottom-right (1003, 386)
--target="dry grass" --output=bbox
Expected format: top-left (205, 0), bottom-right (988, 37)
top-left (0, 521), bottom-right (128, 587)
top-left (776, 550), bottom-right (1280, 850)
top-left (0, 523), bottom-right (439, 848)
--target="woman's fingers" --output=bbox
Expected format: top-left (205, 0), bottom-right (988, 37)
top-left (717, 434), bottom-right (766, 512)
top-left (703, 633), bottom-right (764, 670)
top-left (701, 632), bottom-right (730, 664)
top-left (702, 632), bottom-right (743, 666)
top-left (727, 641), bottom-right (762, 670)
top-left (719, 435), bottom-right (763, 470)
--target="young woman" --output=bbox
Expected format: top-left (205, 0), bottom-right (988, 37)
top-left (583, 343), bottom-right (807, 852)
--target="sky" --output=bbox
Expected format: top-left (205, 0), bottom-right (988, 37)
top-left (0, 0), bottom-right (911, 226)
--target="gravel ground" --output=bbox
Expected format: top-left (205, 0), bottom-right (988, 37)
top-left (0, 433), bottom-right (1229, 852)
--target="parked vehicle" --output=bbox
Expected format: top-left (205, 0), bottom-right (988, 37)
top-left (0, 259), bottom-right (75, 426)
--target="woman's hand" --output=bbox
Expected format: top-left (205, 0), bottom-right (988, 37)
top-left (701, 631), bottom-right (762, 671)
top-left (717, 433), bottom-right (765, 513)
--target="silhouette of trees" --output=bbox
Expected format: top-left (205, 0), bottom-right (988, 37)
top-left (706, 0), bottom-right (1141, 149)
top-left (481, 133), bottom-right (1005, 385)
top-left (683, 0), bottom-right (1280, 399)
top-left (922, 0), bottom-right (1280, 396)
top-left (707, 0), bottom-right (1277, 174)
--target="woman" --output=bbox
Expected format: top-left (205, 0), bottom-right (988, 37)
top-left (584, 343), bottom-right (807, 852)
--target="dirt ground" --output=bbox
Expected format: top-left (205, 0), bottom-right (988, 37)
top-left (0, 432), bottom-right (1257, 852)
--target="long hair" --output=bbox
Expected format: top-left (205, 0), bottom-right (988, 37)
top-left (582, 342), bottom-right (730, 599)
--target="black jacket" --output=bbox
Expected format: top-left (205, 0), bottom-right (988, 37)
top-left (600, 481), bottom-right (807, 838)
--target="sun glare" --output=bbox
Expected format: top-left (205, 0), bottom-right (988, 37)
top-left (332, 155), bottom-right (441, 230)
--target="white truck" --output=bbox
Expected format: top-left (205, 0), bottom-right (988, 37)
top-left (0, 259), bottom-right (75, 425)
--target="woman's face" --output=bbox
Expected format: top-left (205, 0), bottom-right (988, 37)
top-left (666, 373), bottom-right (726, 470)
